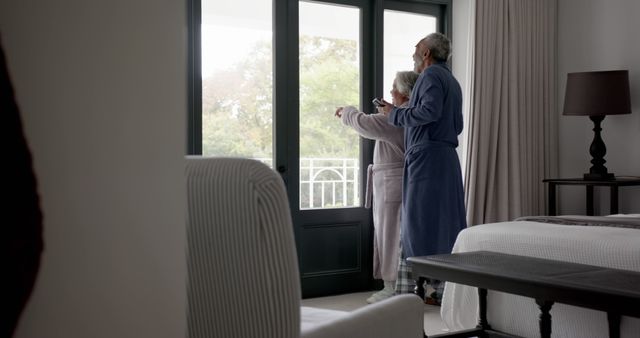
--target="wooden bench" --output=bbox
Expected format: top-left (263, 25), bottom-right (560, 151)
top-left (408, 251), bottom-right (640, 338)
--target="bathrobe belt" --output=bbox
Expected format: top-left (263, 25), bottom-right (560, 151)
top-left (365, 161), bottom-right (404, 209)
top-left (405, 140), bottom-right (456, 158)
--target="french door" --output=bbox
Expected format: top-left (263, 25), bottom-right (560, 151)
top-left (189, 0), bottom-right (449, 298)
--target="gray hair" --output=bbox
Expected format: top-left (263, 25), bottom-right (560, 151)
top-left (422, 32), bottom-right (451, 62)
top-left (395, 71), bottom-right (420, 97)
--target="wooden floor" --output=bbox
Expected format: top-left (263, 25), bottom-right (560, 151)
top-left (301, 291), bottom-right (451, 336)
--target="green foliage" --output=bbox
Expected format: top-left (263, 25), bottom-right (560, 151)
top-left (202, 36), bottom-right (360, 159)
top-left (202, 39), bottom-right (273, 158)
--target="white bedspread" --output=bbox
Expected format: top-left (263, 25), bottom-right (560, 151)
top-left (440, 220), bottom-right (640, 338)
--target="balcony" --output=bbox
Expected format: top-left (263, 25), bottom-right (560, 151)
top-left (258, 157), bottom-right (360, 209)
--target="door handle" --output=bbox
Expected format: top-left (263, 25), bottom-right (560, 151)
top-left (276, 165), bottom-right (288, 186)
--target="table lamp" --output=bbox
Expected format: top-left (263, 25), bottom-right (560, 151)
top-left (562, 70), bottom-right (631, 180)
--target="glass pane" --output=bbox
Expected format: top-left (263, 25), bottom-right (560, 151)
top-left (383, 10), bottom-right (436, 102)
top-left (201, 0), bottom-right (273, 167)
top-left (299, 2), bottom-right (361, 210)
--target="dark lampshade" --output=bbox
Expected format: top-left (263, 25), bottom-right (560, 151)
top-left (563, 70), bottom-right (631, 116)
top-left (562, 70), bottom-right (632, 180)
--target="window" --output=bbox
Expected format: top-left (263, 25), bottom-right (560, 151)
top-left (189, 0), bottom-right (452, 210)
top-left (188, 0), bottom-right (452, 297)
top-left (198, 0), bottom-right (273, 166)
top-left (382, 10), bottom-right (436, 102)
top-left (298, 2), bottom-right (361, 209)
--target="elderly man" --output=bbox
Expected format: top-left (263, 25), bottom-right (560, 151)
top-left (378, 32), bottom-right (467, 303)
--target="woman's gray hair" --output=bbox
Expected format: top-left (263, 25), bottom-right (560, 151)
top-left (395, 71), bottom-right (420, 97)
top-left (423, 32), bottom-right (451, 62)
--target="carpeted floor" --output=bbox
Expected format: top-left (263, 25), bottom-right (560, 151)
top-left (301, 291), bottom-right (451, 336)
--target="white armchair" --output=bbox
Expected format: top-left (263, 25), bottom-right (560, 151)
top-left (185, 157), bottom-right (424, 338)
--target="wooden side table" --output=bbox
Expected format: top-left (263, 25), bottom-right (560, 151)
top-left (408, 251), bottom-right (640, 338)
top-left (543, 177), bottom-right (640, 216)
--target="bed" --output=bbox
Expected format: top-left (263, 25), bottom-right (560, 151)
top-left (440, 214), bottom-right (640, 338)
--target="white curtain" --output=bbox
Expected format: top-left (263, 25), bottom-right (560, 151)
top-left (464, 0), bottom-right (558, 225)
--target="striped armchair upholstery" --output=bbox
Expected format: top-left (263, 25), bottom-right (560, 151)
top-left (185, 157), bottom-right (424, 338)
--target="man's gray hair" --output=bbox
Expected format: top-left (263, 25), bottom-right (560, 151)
top-left (423, 32), bottom-right (451, 62)
top-left (395, 71), bottom-right (420, 97)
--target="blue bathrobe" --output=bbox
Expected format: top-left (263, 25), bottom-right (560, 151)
top-left (388, 62), bottom-right (467, 258)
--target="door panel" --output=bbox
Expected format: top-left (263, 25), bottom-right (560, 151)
top-left (292, 0), bottom-right (374, 298)
top-left (298, 222), bottom-right (361, 276)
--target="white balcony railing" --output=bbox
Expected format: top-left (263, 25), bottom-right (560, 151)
top-left (257, 157), bottom-right (360, 209)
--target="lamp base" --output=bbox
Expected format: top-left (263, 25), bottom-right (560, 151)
top-left (584, 115), bottom-right (615, 181)
top-left (583, 172), bottom-right (615, 181)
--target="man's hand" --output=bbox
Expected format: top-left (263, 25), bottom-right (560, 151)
top-left (335, 107), bottom-right (344, 118)
top-left (376, 99), bottom-right (394, 116)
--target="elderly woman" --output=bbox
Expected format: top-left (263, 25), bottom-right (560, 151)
top-left (335, 71), bottom-right (419, 303)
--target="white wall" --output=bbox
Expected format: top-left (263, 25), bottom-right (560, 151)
top-left (558, 0), bottom-right (640, 214)
top-left (0, 1), bottom-right (187, 337)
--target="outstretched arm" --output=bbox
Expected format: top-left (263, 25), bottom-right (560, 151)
top-left (336, 106), bottom-right (402, 143)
